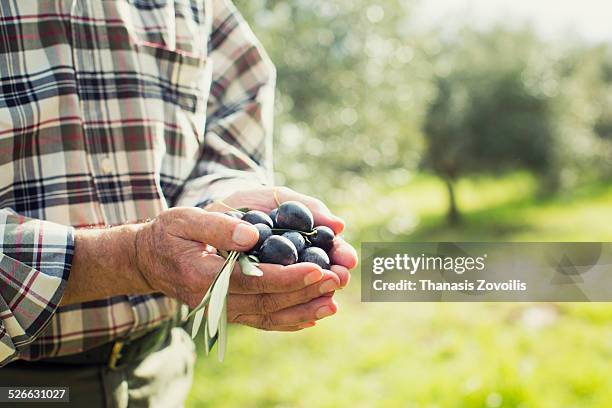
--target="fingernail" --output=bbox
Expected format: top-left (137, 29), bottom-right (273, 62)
top-left (315, 306), bottom-right (335, 319)
top-left (319, 280), bottom-right (338, 294)
top-left (332, 215), bottom-right (345, 229)
top-left (299, 322), bottom-right (316, 329)
top-left (304, 269), bottom-right (323, 285)
top-left (232, 223), bottom-right (258, 246)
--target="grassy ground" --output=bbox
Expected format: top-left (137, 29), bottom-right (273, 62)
top-left (187, 173), bottom-right (612, 408)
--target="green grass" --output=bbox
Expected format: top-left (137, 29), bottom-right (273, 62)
top-left (187, 173), bottom-right (612, 408)
top-left (339, 172), bottom-right (612, 242)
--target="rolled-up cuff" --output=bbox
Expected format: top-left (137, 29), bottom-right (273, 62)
top-left (0, 212), bottom-right (74, 365)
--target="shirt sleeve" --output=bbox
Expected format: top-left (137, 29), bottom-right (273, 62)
top-left (0, 209), bottom-right (74, 366)
top-left (174, 0), bottom-right (276, 208)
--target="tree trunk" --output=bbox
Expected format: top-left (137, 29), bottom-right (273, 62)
top-left (444, 178), bottom-right (460, 225)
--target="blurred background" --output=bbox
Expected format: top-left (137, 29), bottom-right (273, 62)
top-left (188, 1), bottom-right (612, 406)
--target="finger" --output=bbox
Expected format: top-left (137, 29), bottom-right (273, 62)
top-left (230, 262), bottom-right (325, 294)
top-left (170, 207), bottom-right (259, 251)
top-left (328, 237), bottom-right (358, 269)
top-left (276, 188), bottom-right (345, 234)
top-left (232, 297), bottom-right (337, 329)
top-left (170, 253), bottom-right (336, 308)
top-left (227, 272), bottom-right (340, 314)
top-left (232, 323), bottom-right (308, 332)
top-left (262, 321), bottom-right (317, 331)
top-left (330, 265), bottom-right (351, 288)
top-left (257, 321), bottom-right (317, 331)
top-left (265, 326), bottom-right (304, 332)
top-left (183, 256), bottom-right (333, 302)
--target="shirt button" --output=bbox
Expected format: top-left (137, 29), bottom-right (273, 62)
top-left (101, 157), bottom-right (113, 175)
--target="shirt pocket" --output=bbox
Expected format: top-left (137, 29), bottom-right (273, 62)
top-left (134, 41), bottom-right (212, 148)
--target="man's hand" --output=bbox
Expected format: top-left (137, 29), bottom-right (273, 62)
top-left (64, 192), bottom-right (354, 332)
top-left (134, 207), bottom-right (341, 331)
top-left (206, 186), bottom-right (359, 288)
top-left (226, 262), bottom-right (339, 331)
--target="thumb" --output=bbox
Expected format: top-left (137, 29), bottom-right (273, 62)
top-left (173, 207), bottom-right (259, 251)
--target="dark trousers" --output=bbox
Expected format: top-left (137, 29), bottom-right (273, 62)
top-left (0, 328), bottom-right (196, 408)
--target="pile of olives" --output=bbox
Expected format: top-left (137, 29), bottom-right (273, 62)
top-left (230, 201), bottom-right (335, 269)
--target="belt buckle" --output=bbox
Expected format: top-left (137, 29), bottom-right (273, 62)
top-left (108, 340), bottom-right (125, 369)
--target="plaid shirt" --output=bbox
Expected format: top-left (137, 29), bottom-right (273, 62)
top-left (0, 0), bottom-right (274, 366)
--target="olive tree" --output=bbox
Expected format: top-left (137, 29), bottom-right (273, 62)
top-left (422, 30), bottom-right (558, 224)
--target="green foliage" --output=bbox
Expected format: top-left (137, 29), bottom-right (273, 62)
top-left (235, 2), bottom-right (612, 218)
top-left (425, 71), bottom-right (555, 176)
top-left (234, 0), bottom-right (429, 202)
top-left (555, 45), bottom-right (612, 184)
top-left (421, 30), bottom-right (561, 221)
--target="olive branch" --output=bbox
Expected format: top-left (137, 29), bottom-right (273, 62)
top-left (186, 249), bottom-right (264, 361)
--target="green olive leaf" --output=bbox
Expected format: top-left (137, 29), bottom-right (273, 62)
top-left (239, 253), bottom-right (263, 277)
top-left (218, 299), bottom-right (228, 362)
top-left (190, 308), bottom-right (205, 339)
top-left (207, 251), bottom-right (238, 338)
top-left (186, 266), bottom-right (218, 320)
top-left (203, 319), bottom-right (210, 355)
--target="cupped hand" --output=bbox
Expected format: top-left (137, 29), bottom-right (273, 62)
top-left (206, 186), bottom-right (358, 287)
top-left (134, 207), bottom-right (342, 331)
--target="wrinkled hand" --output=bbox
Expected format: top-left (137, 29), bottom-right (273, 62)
top-left (226, 262), bottom-right (341, 331)
top-left (134, 206), bottom-right (346, 331)
top-left (206, 186), bottom-right (358, 287)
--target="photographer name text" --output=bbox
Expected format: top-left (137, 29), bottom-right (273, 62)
top-left (371, 254), bottom-right (527, 292)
